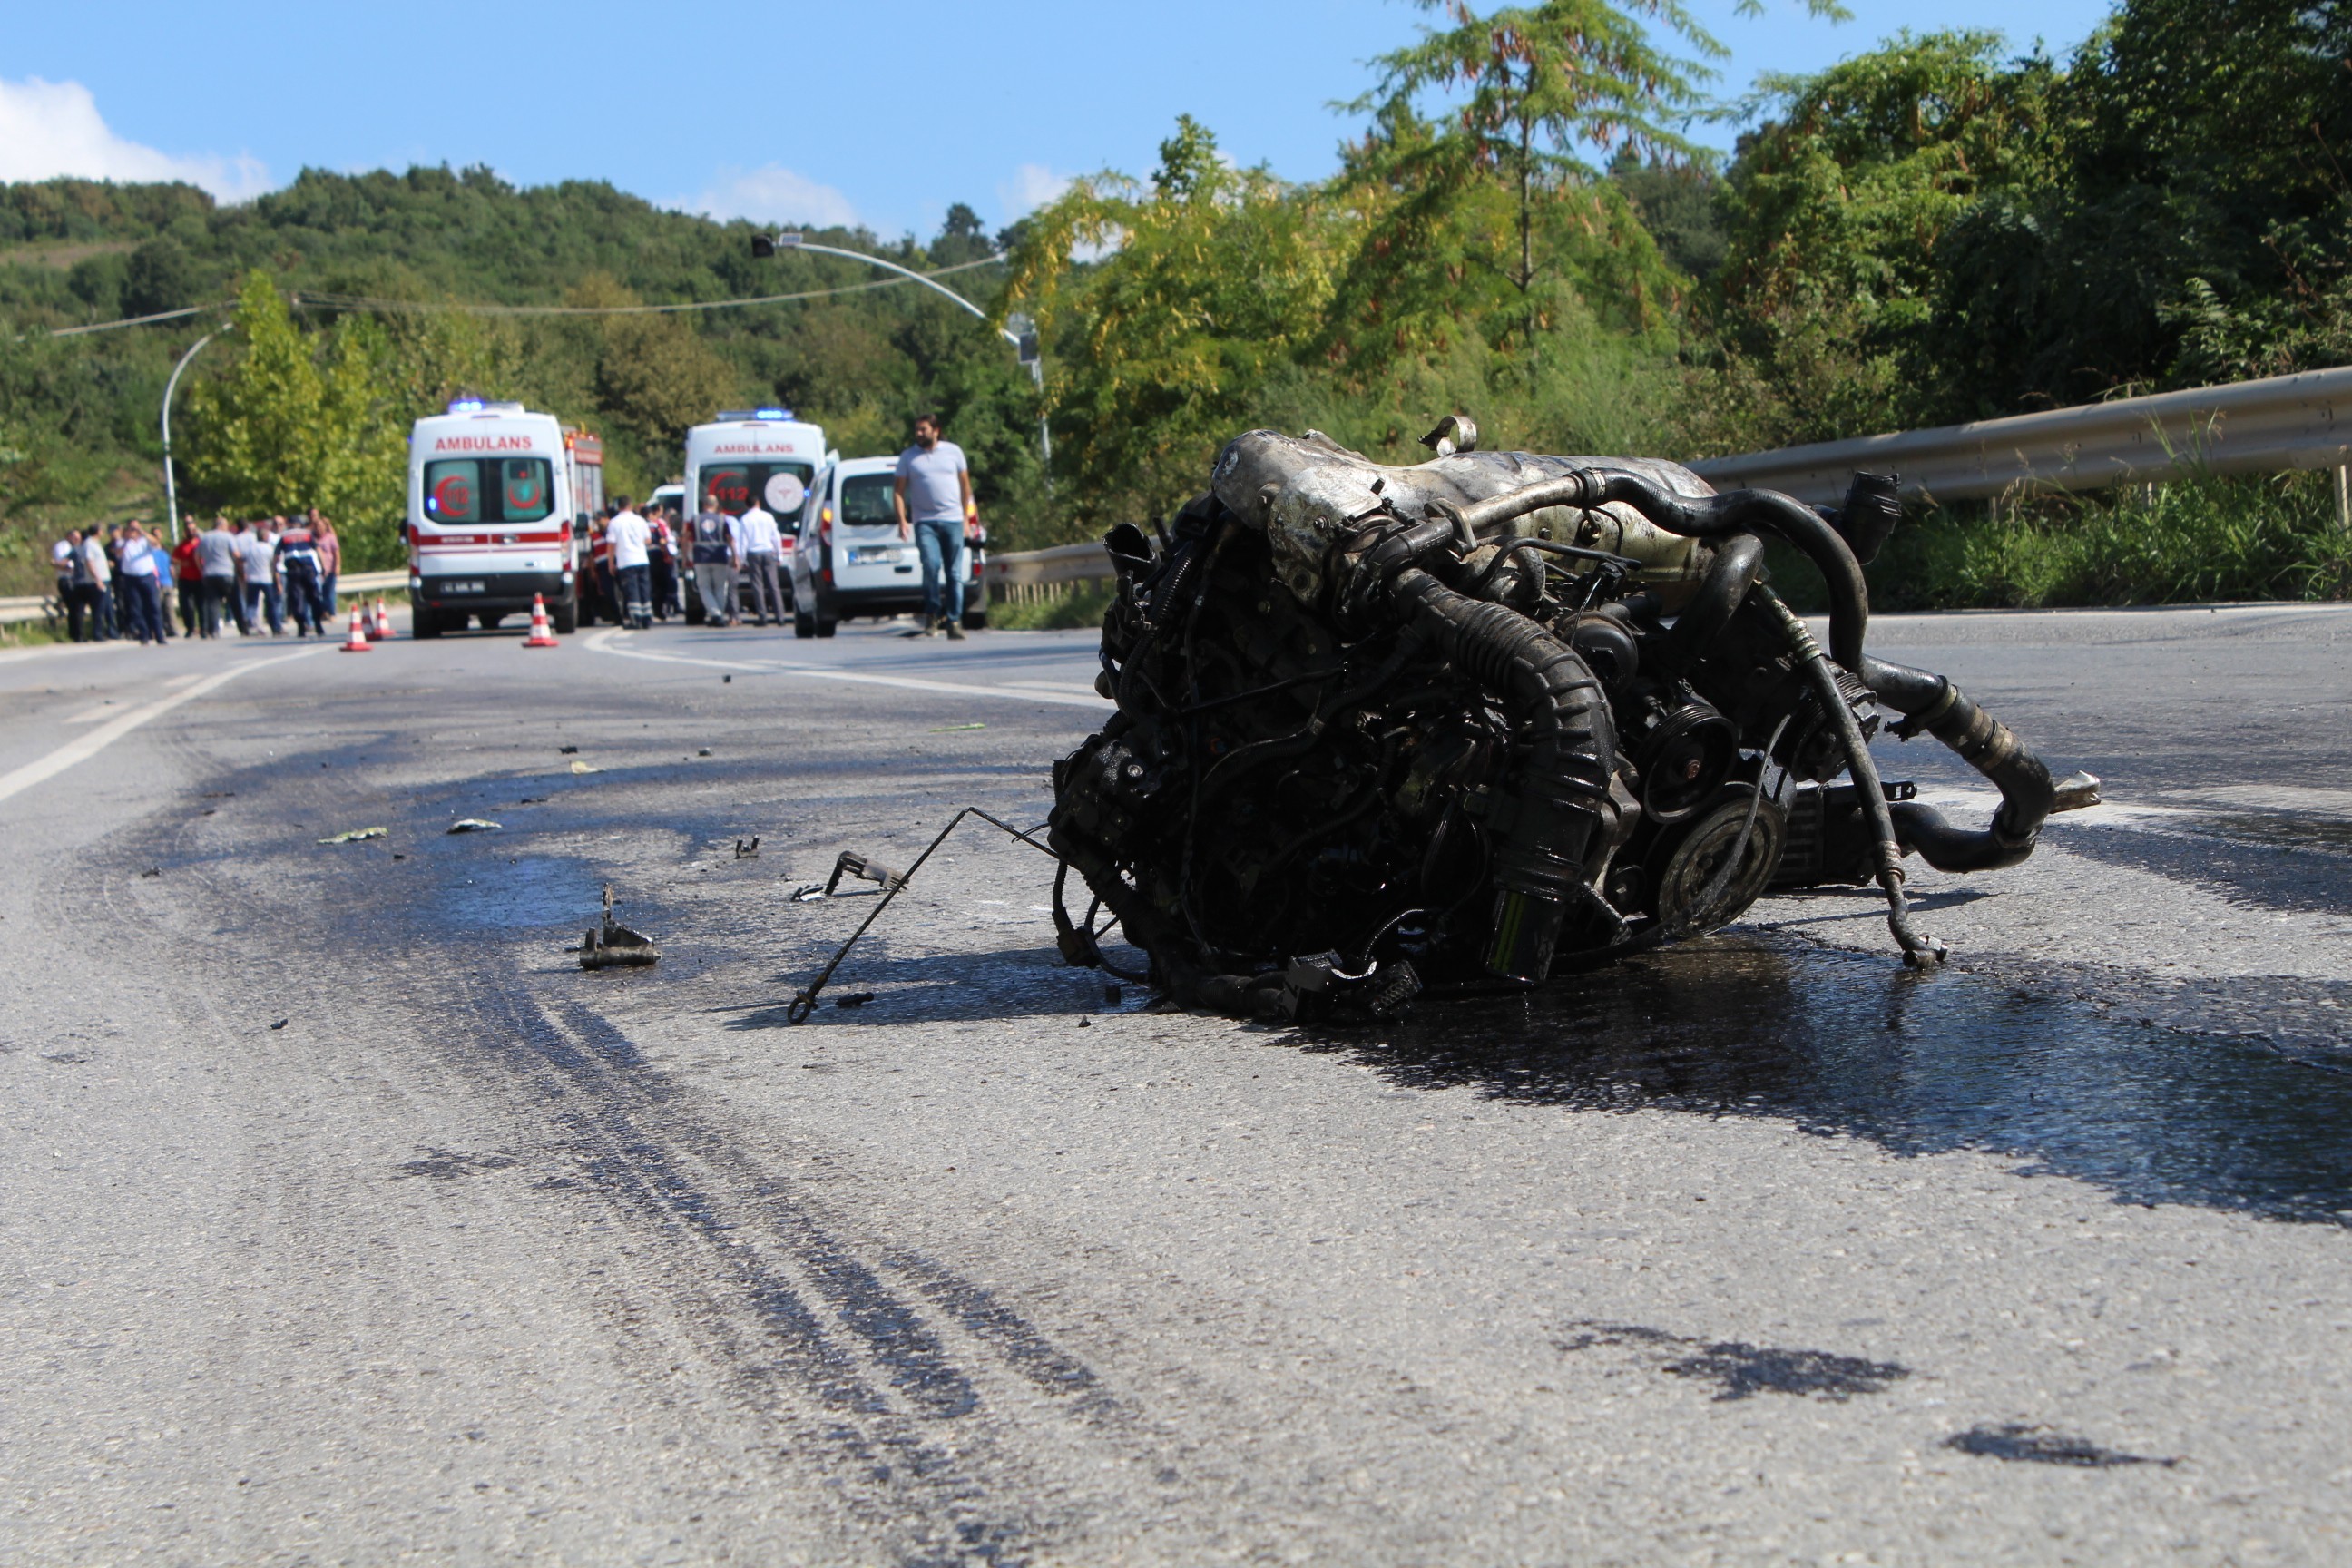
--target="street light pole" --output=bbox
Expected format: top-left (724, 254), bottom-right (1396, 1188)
top-left (752, 233), bottom-right (1051, 471)
top-left (161, 328), bottom-right (220, 544)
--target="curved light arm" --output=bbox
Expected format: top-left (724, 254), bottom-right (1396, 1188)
top-left (162, 328), bottom-right (221, 544)
top-left (763, 235), bottom-right (1021, 350)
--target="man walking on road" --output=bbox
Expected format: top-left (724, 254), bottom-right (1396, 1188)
top-left (275, 513), bottom-right (327, 636)
top-left (196, 514), bottom-right (240, 637)
top-left (689, 491), bottom-right (738, 628)
top-left (606, 495), bottom-right (653, 631)
top-left (737, 495), bottom-right (786, 628)
top-left (893, 411), bottom-right (974, 641)
top-left (239, 518), bottom-right (282, 634)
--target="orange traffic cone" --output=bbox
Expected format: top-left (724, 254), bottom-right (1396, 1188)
top-left (371, 598), bottom-right (395, 641)
top-left (522, 593), bottom-right (560, 648)
top-left (339, 604), bottom-right (372, 652)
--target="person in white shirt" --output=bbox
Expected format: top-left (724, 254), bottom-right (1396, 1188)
top-left (605, 498), bottom-right (653, 630)
top-left (736, 500), bottom-right (786, 628)
top-left (115, 520), bottom-right (168, 644)
top-left (81, 529), bottom-right (114, 642)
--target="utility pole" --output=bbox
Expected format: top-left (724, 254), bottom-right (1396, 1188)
top-left (161, 328), bottom-right (221, 544)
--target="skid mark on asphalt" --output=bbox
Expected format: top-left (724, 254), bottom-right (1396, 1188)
top-left (432, 978), bottom-right (1124, 1563)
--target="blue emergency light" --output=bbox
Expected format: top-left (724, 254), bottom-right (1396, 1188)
top-left (447, 397), bottom-right (486, 414)
top-left (756, 407), bottom-right (791, 420)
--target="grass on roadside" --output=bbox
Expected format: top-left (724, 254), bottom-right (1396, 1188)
top-left (988, 583), bottom-right (1117, 632)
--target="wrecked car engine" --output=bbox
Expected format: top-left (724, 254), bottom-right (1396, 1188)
top-left (1047, 424), bottom-right (2081, 1021)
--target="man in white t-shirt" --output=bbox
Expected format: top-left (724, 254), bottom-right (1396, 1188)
top-left (736, 499), bottom-right (785, 628)
top-left (606, 497), bottom-right (653, 630)
top-left (893, 411), bottom-right (975, 640)
top-left (115, 520), bottom-right (168, 644)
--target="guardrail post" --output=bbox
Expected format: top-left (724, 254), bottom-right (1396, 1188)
top-left (2337, 466), bottom-right (2349, 534)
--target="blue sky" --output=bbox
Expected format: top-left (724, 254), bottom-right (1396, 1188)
top-left (2, 1), bottom-right (2118, 241)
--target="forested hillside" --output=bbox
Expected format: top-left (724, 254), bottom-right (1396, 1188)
top-left (4, 0), bottom-right (2347, 603)
top-left (0, 170), bottom-right (1040, 578)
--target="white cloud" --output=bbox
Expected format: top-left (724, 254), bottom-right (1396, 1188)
top-left (0, 76), bottom-right (270, 201)
top-left (999, 162), bottom-right (1073, 218)
top-left (687, 164), bottom-right (859, 230)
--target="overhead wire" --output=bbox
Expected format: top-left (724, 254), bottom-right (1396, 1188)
top-left (17, 254), bottom-right (1008, 339)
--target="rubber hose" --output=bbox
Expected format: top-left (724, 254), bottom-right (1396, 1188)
top-left (1760, 591), bottom-right (1945, 965)
top-left (1451, 470), bottom-right (1871, 671)
top-left (1666, 534), bottom-right (1765, 669)
top-left (1860, 654), bottom-right (2056, 873)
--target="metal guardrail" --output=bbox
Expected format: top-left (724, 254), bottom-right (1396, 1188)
top-left (983, 541), bottom-right (1114, 595)
top-left (983, 365), bottom-right (2352, 589)
top-left (0, 594), bottom-right (54, 628)
top-left (1689, 365), bottom-right (2352, 506)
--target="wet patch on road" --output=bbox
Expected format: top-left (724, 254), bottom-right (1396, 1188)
top-left (1305, 932), bottom-right (2352, 1226)
top-left (1557, 1321), bottom-right (1909, 1401)
top-left (1945, 1422), bottom-right (2179, 1468)
top-left (393, 1146), bottom-right (523, 1181)
top-left (430, 854), bottom-right (603, 929)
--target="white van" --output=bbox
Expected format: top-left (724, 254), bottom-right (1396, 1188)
top-left (407, 398), bottom-right (590, 636)
top-left (680, 409), bottom-right (829, 623)
top-left (788, 455), bottom-right (985, 637)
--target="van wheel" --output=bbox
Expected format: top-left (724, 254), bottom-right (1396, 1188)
top-left (815, 616), bottom-right (838, 638)
top-left (412, 601), bottom-right (440, 639)
top-left (478, 612), bottom-right (504, 631)
top-left (553, 597), bottom-right (579, 635)
top-left (795, 610), bottom-right (816, 639)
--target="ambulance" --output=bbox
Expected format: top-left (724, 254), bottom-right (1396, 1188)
top-left (680, 408), bottom-right (831, 623)
top-left (407, 398), bottom-right (600, 637)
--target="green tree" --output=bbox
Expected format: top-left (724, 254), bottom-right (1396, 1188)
top-left (1706, 31), bottom-right (2056, 442)
top-left (1338, 0), bottom-right (1845, 373)
top-left (185, 271), bottom-right (406, 558)
top-left (1005, 117), bottom-right (1344, 522)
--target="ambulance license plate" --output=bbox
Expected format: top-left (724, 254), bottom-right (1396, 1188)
top-left (848, 546), bottom-right (898, 565)
top-left (443, 580), bottom-right (485, 593)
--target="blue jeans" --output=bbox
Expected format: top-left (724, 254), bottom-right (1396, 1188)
top-left (247, 579), bottom-right (283, 634)
top-left (284, 564), bottom-right (326, 634)
top-left (617, 564), bottom-right (652, 627)
top-left (121, 574), bottom-right (166, 643)
top-left (913, 517), bottom-right (965, 624)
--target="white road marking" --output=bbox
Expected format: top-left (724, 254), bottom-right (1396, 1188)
top-left (64, 703), bottom-right (121, 725)
top-left (583, 628), bottom-right (1111, 709)
top-left (0, 649), bottom-right (322, 808)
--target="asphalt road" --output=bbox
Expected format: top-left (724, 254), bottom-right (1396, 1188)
top-left (4, 601), bottom-right (2350, 1565)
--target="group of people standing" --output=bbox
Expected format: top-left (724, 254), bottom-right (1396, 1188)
top-left (53, 508), bottom-right (344, 644)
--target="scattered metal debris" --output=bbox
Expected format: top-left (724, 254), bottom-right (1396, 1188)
top-left (786, 808), bottom-right (1058, 1022)
top-left (698, 748), bottom-right (713, 757)
top-left (318, 826), bottom-right (388, 844)
top-left (734, 837), bottom-right (761, 858)
top-left (931, 722), bottom-right (985, 732)
top-left (270, 1018), bottom-right (289, 1030)
top-left (578, 884), bottom-right (661, 969)
top-left (140, 867), bottom-right (160, 877)
top-left (559, 745), bottom-right (579, 754)
top-left (826, 851), bottom-right (906, 896)
top-left (569, 760), bottom-right (600, 775)
top-left (833, 992), bottom-right (876, 1009)
top-left (447, 818), bottom-right (502, 834)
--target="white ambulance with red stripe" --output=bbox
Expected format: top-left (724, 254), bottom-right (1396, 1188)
top-left (407, 398), bottom-right (601, 638)
top-left (680, 408), bottom-right (830, 623)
